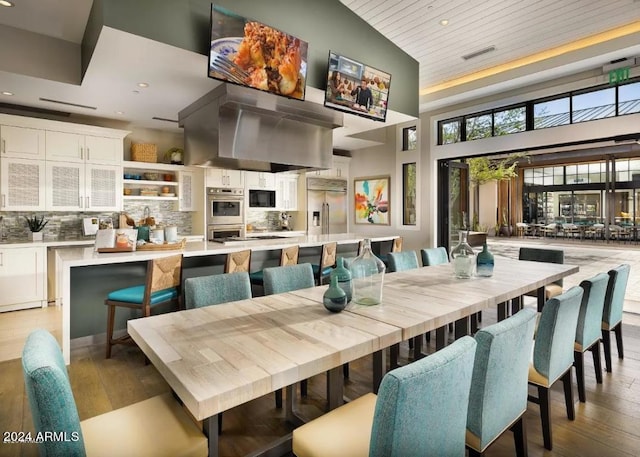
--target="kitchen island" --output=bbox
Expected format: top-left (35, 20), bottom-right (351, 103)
top-left (56, 233), bottom-right (399, 363)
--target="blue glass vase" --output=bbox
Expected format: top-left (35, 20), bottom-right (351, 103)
top-left (476, 241), bottom-right (494, 277)
top-left (331, 257), bottom-right (353, 303)
top-left (323, 274), bottom-right (347, 312)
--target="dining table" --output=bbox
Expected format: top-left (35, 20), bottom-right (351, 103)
top-left (128, 256), bottom-right (579, 457)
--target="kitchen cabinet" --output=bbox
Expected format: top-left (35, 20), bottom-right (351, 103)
top-left (46, 161), bottom-right (121, 211)
top-left (276, 174), bottom-right (299, 210)
top-left (206, 168), bottom-right (244, 188)
top-left (45, 131), bottom-right (121, 165)
top-left (0, 157), bottom-right (46, 211)
top-left (178, 170), bottom-right (194, 211)
top-left (0, 245), bottom-right (46, 312)
top-left (122, 161), bottom-right (179, 202)
top-left (0, 125), bottom-right (46, 159)
top-left (306, 156), bottom-right (350, 180)
top-left (245, 171), bottom-right (276, 190)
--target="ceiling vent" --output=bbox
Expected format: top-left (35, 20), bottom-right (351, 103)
top-left (39, 98), bottom-right (97, 110)
top-left (152, 116), bottom-right (178, 123)
top-left (461, 46), bottom-right (496, 61)
top-left (602, 57), bottom-right (637, 73)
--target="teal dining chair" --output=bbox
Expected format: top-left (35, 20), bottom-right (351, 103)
top-left (466, 308), bottom-right (537, 457)
top-left (249, 245), bottom-right (299, 288)
top-left (528, 286), bottom-right (583, 451)
top-left (22, 329), bottom-right (207, 457)
top-left (574, 272), bottom-right (609, 402)
top-left (184, 271), bottom-right (252, 308)
top-left (292, 336), bottom-right (477, 457)
top-left (602, 264), bottom-right (631, 373)
top-left (420, 246), bottom-right (449, 266)
top-left (387, 251), bottom-right (419, 273)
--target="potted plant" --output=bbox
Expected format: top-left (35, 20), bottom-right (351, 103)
top-left (25, 215), bottom-right (48, 241)
top-left (164, 147), bottom-right (184, 165)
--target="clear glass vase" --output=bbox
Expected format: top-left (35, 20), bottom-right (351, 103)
top-left (451, 231), bottom-right (475, 279)
top-left (349, 239), bottom-right (386, 305)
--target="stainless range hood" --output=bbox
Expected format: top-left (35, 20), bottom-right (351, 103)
top-left (178, 84), bottom-right (343, 172)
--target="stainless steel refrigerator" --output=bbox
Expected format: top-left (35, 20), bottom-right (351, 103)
top-left (307, 177), bottom-right (348, 235)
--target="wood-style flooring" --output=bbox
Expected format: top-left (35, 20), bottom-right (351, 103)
top-left (2, 309), bottom-right (640, 457)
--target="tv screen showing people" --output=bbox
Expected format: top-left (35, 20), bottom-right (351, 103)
top-left (324, 51), bottom-right (391, 122)
top-left (208, 5), bottom-right (308, 101)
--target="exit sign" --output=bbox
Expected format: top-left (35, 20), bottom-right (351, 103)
top-left (609, 67), bottom-right (630, 85)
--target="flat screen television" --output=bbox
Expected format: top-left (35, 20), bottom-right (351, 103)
top-left (208, 5), bottom-right (308, 101)
top-left (323, 51), bottom-right (391, 122)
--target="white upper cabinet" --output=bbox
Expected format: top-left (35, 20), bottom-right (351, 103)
top-left (206, 168), bottom-right (244, 188)
top-left (245, 171), bottom-right (276, 190)
top-left (46, 131), bottom-right (121, 164)
top-left (178, 170), bottom-right (194, 211)
top-left (46, 162), bottom-right (121, 211)
top-left (0, 157), bottom-right (46, 211)
top-left (306, 156), bottom-right (351, 180)
top-left (276, 174), bottom-right (299, 211)
top-left (0, 125), bottom-right (45, 159)
top-left (85, 164), bottom-right (121, 211)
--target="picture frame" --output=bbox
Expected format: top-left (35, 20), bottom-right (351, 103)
top-left (354, 175), bottom-right (390, 225)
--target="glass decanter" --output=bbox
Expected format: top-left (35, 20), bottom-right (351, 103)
top-left (451, 231), bottom-right (475, 279)
top-left (349, 239), bottom-right (386, 305)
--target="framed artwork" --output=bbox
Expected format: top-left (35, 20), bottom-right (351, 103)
top-left (354, 175), bottom-right (390, 225)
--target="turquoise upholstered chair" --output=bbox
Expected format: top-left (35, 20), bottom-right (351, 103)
top-left (292, 336), bottom-right (477, 457)
top-left (263, 263), bottom-right (315, 295)
top-left (22, 329), bottom-right (207, 457)
top-left (602, 264), bottom-right (631, 373)
top-left (250, 245), bottom-right (299, 287)
top-left (184, 272), bottom-right (252, 309)
top-left (575, 272), bottom-right (609, 402)
top-left (420, 246), bottom-right (449, 266)
top-left (387, 251), bottom-right (419, 273)
top-left (466, 308), bottom-right (537, 457)
top-left (528, 286), bottom-right (583, 451)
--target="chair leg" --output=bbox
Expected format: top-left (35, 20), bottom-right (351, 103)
top-left (614, 323), bottom-right (624, 360)
top-left (562, 370), bottom-right (575, 420)
top-left (574, 350), bottom-right (586, 403)
top-left (591, 341), bottom-right (603, 384)
top-left (275, 389), bottom-right (283, 408)
top-left (602, 329), bottom-right (613, 373)
top-left (511, 416), bottom-right (528, 457)
top-left (106, 303), bottom-right (115, 359)
top-left (467, 447), bottom-right (482, 457)
top-left (537, 385), bottom-right (552, 450)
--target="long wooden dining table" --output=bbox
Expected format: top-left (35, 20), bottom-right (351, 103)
top-left (128, 256), bottom-right (578, 457)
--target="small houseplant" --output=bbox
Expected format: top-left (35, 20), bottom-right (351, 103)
top-left (25, 215), bottom-right (48, 241)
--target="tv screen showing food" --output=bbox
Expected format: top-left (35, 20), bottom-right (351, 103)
top-left (324, 51), bottom-right (391, 122)
top-left (209, 5), bottom-right (308, 101)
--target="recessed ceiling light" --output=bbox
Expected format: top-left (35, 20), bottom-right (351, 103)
top-left (115, 111), bottom-right (124, 115)
top-left (1, 91), bottom-right (13, 96)
top-left (439, 19), bottom-right (449, 26)
top-left (0, 1), bottom-right (15, 7)
top-left (137, 82), bottom-right (149, 88)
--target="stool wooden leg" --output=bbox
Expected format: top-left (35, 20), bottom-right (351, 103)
top-left (574, 350), bottom-right (586, 403)
top-left (538, 386), bottom-right (552, 450)
top-left (614, 323), bottom-right (624, 360)
top-left (562, 370), bottom-right (575, 420)
top-left (591, 341), bottom-right (603, 384)
top-left (106, 303), bottom-right (115, 359)
top-left (602, 329), bottom-right (613, 373)
top-left (511, 416), bottom-right (528, 457)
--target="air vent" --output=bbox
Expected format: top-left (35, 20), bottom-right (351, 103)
top-left (152, 116), bottom-right (178, 123)
top-left (461, 46), bottom-right (496, 61)
top-left (0, 102), bottom-right (70, 117)
top-left (39, 98), bottom-right (97, 110)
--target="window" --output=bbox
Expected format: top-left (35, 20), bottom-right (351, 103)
top-left (616, 159), bottom-right (630, 182)
top-left (402, 126), bottom-right (417, 151)
top-left (465, 113), bottom-right (492, 140)
top-left (402, 162), bottom-right (416, 225)
top-left (440, 119), bottom-right (461, 144)
top-left (618, 81), bottom-right (640, 115)
top-left (494, 106), bottom-right (525, 135)
top-left (534, 97), bottom-right (569, 129)
top-left (572, 87), bottom-right (615, 123)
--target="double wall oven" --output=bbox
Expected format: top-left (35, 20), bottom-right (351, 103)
top-left (207, 187), bottom-right (245, 241)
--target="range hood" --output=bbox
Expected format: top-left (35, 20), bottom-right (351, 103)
top-left (178, 84), bottom-right (343, 172)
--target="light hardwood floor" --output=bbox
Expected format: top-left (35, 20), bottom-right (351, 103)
top-left (2, 308), bottom-right (640, 456)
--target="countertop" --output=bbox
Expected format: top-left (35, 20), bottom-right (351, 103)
top-left (0, 235), bottom-right (205, 249)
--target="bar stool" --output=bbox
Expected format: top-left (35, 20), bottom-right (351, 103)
top-left (225, 249), bottom-right (251, 273)
top-left (380, 237), bottom-right (403, 266)
top-left (312, 242), bottom-right (337, 285)
top-left (250, 245), bottom-right (299, 288)
top-left (105, 254), bottom-right (183, 358)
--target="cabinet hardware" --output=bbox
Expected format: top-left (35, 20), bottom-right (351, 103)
top-left (86, 147), bottom-right (90, 161)
top-left (79, 196), bottom-right (83, 208)
top-left (0, 253), bottom-right (3, 266)
top-left (1, 139), bottom-right (5, 154)
top-left (1, 194), bottom-right (4, 207)
top-left (86, 196), bottom-right (90, 208)
top-left (80, 147), bottom-right (83, 160)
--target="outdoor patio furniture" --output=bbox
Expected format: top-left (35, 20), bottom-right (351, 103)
top-left (541, 223), bottom-right (558, 238)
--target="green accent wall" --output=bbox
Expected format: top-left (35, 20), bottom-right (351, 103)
top-left (84, 0), bottom-right (418, 117)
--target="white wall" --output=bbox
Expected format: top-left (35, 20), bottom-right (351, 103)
top-left (478, 182), bottom-right (498, 232)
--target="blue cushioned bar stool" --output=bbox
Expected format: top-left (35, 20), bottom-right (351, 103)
top-left (379, 236), bottom-right (403, 267)
top-left (184, 271), bottom-right (252, 309)
top-left (311, 242), bottom-right (337, 285)
top-left (23, 329), bottom-right (208, 457)
top-left (292, 336), bottom-right (477, 457)
top-left (466, 308), bottom-right (537, 457)
top-left (250, 245), bottom-right (299, 288)
top-left (574, 272), bottom-right (609, 402)
top-left (602, 264), bottom-right (631, 373)
top-left (105, 254), bottom-right (183, 358)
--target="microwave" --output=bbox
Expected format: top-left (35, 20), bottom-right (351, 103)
top-left (249, 189), bottom-right (276, 208)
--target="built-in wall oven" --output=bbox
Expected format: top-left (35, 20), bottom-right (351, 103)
top-left (208, 224), bottom-right (245, 242)
top-left (207, 187), bottom-right (245, 241)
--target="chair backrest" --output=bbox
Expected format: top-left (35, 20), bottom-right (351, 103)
top-left (320, 242), bottom-right (337, 269)
top-left (369, 336), bottom-right (477, 457)
top-left (22, 329), bottom-right (86, 457)
top-left (533, 286), bottom-right (583, 384)
top-left (280, 245), bottom-right (299, 266)
top-left (225, 249), bottom-right (252, 273)
top-left (387, 251), bottom-right (419, 273)
top-left (391, 237), bottom-right (403, 252)
top-left (467, 308), bottom-right (537, 451)
top-left (603, 264), bottom-right (631, 328)
top-left (420, 247), bottom-right (449, 266)
top-left (146, 254), bottom-right (183, 296)
top-left (518, 247), bottom-right (564, 286)
top-left (184, 272), bottom-right (252, 309)
top-left (263, 263), bottom-right (315, 295)
top-left (576, 273), bottom-right (609, 350)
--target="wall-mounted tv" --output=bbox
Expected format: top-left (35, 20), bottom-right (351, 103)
top-left (324, 51), bottom-right (391, 122)
top-left (208, 5), bottom-right (308, 101)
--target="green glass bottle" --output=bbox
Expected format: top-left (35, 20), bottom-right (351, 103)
top-left (323, 274), bottom-right (347, 312)
top-left (331, 257), bottom-right (353, 303)
top-left (476, 241), bottom-right (494, 277)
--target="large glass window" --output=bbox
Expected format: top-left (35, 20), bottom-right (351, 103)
top-left (534, 97), bottom-right (569, 129)
top-left (465, 113), bottom-right (492, 140)
top-left (619, 81), bottom-right (640, 115)
top-left (402, 126), bottom-right (417, 151)
top-left (402, 162), bottom-right (416, 225)
top-left (616, 159), bottom-right (630, 182)
top-left (572, 87), bottom-right (615, 123)
top-left (440, 119), bottom-right (461, 144)
top-left (494, 106), bottom-right (526, 135)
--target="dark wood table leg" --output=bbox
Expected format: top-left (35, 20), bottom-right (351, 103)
top-left (497, 301), bottom-right (508, 321)
top-left (373, 349), bottom-right (385, 394)
top-left (435, 326), bottom-right (446, 350)
top-left (470, 313), bottom-right (478, 334)
top-left (412, 335), bottom-right (423, 360)
top-left (537, 287), bottom-right (545, 312)
top-left (454, 317), bottom-right (469, 339)
top-left (203, 414), bottom-right (220, 457)
top-left (389, 343), bottom-right (400, 370)
top-left (326, 366), bottom-right (343, 411)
